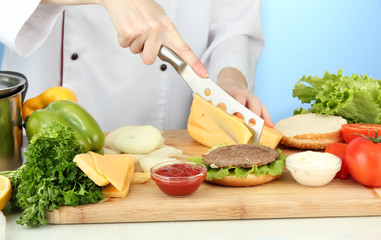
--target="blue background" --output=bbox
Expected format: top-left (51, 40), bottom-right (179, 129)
top-left (256, 0), bottom-right (381, 124)
top-left (1, 0), bottom-right (381, 125)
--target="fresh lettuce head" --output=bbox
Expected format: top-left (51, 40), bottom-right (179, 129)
top-left (293, 69), bottom-right (381, 124)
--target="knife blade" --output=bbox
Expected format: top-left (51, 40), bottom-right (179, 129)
top-left (158, 46), bottom-right (264, 144)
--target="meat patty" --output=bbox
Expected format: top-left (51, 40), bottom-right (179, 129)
top-left (203, 144), bottom-right (280, 168)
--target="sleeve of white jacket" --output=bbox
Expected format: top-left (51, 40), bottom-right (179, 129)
top-left (0, 0), bottom-right (64, 57)
top-left (201, 0), bottom-right (265, 92)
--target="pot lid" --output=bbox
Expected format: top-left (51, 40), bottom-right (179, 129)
top-left (0, 71), bottom-right (27, 99)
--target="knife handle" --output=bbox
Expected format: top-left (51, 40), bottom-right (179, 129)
top-left (158, 46), bottom-right (186, 73)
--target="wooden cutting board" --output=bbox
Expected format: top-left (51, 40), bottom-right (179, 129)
top-left (46, 130), bottom-right (381, 224)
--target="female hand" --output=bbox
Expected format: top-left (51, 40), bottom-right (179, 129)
top-left (100, 0), bottom-right (208, 78)
top-left (217, 67), bottom-right (274, 127)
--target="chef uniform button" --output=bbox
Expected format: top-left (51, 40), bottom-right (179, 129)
top-left (71, 53), bottom-right (79, 60)
top-left (160, 64), bottom-right (167, 71)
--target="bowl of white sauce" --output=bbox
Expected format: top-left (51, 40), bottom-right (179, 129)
top-left (286, 151), bottom-right (341, 187)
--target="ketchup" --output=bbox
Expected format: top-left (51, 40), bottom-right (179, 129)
top-left (151, 162), bottom-right (206, 197)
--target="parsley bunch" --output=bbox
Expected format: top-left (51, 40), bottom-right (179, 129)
top-left (7, 121), bottom-right (104, 227)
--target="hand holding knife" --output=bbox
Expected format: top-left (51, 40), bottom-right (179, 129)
top-left (158, 46), bottom-right (265, 144)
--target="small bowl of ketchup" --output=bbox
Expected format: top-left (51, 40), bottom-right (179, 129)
top-left (150, 161), bottom-right (207, 197)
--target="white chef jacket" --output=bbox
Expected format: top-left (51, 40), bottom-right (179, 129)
top-left (0, 0), bottom-right (264, 132)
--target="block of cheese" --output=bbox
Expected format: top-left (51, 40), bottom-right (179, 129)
top-left (187, 94), bottom-right (283, 149)
top-left (102, 156), bottom-right (135, 198)
top-left (89, 152), bottom-right (133, 191)
top-left (73, 153), bottom-right (110, 186)
top-left (258, 126), bottom-right (283, 149)
top-left (187, 94), bottom-right (252, 147)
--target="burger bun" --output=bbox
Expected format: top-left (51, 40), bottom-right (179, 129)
top-left (275, 113), bottom-right (347, 150)
top-left (206, 174), bottom-right (281, 187)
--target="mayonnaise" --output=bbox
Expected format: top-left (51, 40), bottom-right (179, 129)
top-left (286, 151), bottom-right (341, 187)
top-left (287, 151), bottom-right (341, 168)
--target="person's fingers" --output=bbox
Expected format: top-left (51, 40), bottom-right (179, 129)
top-left (247, 94), bottom-right (273, 127)
top-left (260, 104), bottom-right (274, 128)
top-left (164, 25), bottom-right (208, 78)
top-left (103, 0), bottom-right (167, 52)
top-left (129, 33), bottom-right (148, 54)
top-left (173, 43), bottom-right (208, 78)
top-left (116, 15), bottom-right (146, 49)
top-left (102, 1), bottom-right (137, 48)
top-left (140, 26), bottom-right (161, 64)
top-left (247, 94), bottom-right (262, 117)
top-left (127, 19), bottom-right (151, 54)
top-left (117, 29), bottom-right (134, 48)
top-left (103, 0), bottom-right (205, 73)
top-left (233, 92), bottom-right (247, 106)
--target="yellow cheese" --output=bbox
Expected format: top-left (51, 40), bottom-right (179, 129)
top-left (187, 94), bottom-right (283, 149)
top-left (102, 157), bottom-right (135, 198)
top-left (259, 126), bottom-right (283, 149)
top-left (73, 153), bottom-right (110, 186)
top-left (89, 152), bottom-right (133, 191)
top-left (187, 94), bottom-right (252, 147)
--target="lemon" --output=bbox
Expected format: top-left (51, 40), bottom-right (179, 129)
top-left (0, 175), bottom-right (12, 211)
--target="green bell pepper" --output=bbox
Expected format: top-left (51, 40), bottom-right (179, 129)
top-left (26, 100), bottom-right (104, 154)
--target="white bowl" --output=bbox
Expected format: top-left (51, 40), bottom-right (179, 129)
top-left (286, 151), bottom-right (341, 187)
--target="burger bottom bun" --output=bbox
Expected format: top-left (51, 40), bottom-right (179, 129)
top-left (280, 131), bottom-right (343, 150)
top-left (206, 174), bottom-right (281, 187)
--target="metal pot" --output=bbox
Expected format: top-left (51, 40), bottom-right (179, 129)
top-left (0, 71), bottom-right (28, 171)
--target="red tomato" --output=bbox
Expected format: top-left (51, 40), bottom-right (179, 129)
top-left (325, 142), bottom-right (349, 179)
top-left (341, 123), bottom-right (381, 144)
top-left (345, 137), bottom-right (381, 187)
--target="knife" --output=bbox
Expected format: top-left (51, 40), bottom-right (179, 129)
top-left (158, 46), bottom-right (264, 144)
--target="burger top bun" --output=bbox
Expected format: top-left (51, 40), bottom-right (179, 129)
top-left (274, 113), bottom-right (347, 150)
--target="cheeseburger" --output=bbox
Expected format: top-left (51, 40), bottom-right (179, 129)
top-left (192, 144), bottom-right (286, 187)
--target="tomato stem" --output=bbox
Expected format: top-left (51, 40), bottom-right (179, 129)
top-left (353, 131), bottom-right (381, 143)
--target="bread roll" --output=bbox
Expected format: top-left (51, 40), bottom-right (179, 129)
top-left (274, 113), bottom-right (347, 149)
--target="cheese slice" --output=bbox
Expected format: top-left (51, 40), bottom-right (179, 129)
top-left (187, 94), bottom-right (252, 147)
top-left (187, 94), bottom-right (283, 149)
top-left (89, 152), bottom-right (132, 191)
top-left (102, 157), bottom-right (135, 198)
top-left (73, 153), bottom-right (110, 186)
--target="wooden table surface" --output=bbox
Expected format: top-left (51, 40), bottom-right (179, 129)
top-left (46, 130), bottom-right (381, 224)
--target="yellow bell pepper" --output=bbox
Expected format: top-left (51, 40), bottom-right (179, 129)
top-left (22, 86), bottom-right (78, 121)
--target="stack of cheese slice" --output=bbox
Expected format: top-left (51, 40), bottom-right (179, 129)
top-left (74, 152), bottom-right (135, 198)
top-left (187, 94), bottom-right (283, 149)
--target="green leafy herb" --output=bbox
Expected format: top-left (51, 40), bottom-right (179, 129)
top-left (293, 69), bottom-right (381, 124)
top-left (4, 121), bottom-right (104, 227)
